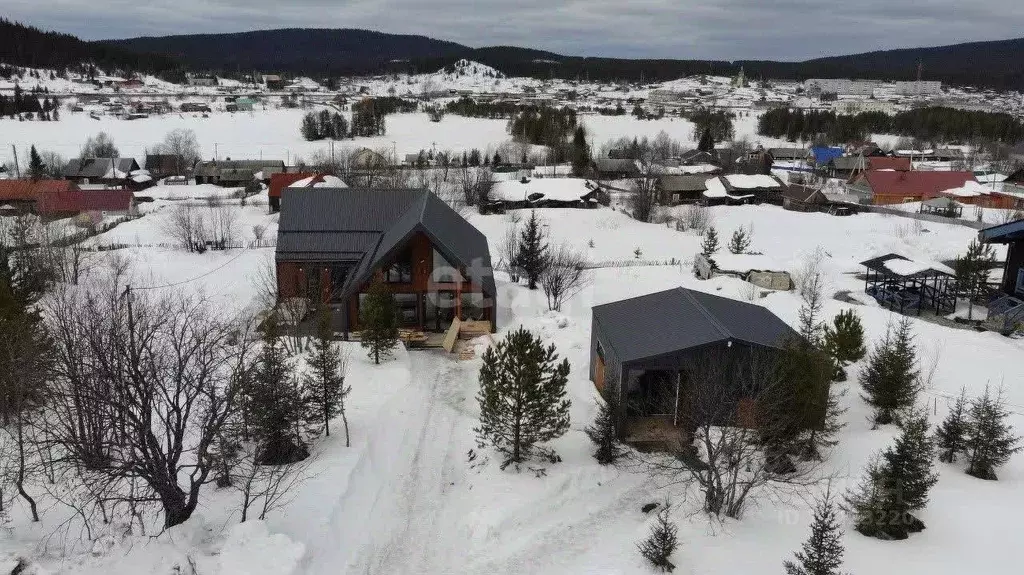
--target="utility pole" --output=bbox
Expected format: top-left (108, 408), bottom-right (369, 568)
top-left (11, 145), bottom-right (20, 178)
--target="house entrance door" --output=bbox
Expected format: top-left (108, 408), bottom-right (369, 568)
top-left (426, 290), bottom-right (457, 332)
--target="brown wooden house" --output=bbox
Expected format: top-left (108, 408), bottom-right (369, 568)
top-left (275, 188), bottom-right (497, 335)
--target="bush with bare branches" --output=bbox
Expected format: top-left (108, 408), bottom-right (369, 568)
top-left (540, 243), bottom-right (591, 312)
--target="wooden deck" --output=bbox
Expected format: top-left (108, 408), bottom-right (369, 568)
top-left (625, 415), bottom-right (688, 452)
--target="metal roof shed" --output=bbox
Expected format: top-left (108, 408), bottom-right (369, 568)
top-left (589, 287), bottom-right (801, 446)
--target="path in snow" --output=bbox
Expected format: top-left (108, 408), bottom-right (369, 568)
top-left (301, 351), bottom-right (472, 575)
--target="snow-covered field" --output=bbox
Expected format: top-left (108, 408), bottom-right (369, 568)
top-left (0, 108), bottom-right (794, 169)
top-left (3, 188), bottom-right (1022, 574)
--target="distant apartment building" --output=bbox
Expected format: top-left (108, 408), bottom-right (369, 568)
top-left (832, 99), bottom-right (899, 115)
top-left (803, 79), bottom-right (878, 96)
top-left (893, 80), bottom-right (942, 96)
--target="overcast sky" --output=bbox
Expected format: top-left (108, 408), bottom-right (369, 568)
top-left (7, 0), bottom-right (1024, 61)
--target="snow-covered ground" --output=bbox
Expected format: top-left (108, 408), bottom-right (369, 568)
top-left (2, 191), bottom-right (1022, 574)
top-left (0, 108), bottom-right (798, 169)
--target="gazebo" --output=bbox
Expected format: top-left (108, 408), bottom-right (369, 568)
top-left (919, 197), bottom-right (963, 218)
top-left (860, 253), bottom-right (956, 315)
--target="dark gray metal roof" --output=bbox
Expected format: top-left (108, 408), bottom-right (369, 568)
top-left (979, 218), bottom-right (1024, 243)
top-left (277, 188), bottom-right (496, 298)
top-left (592, 287), bottom-right (798, 364)
top-left (278, 188), bottom-right (421, 233)
top-left (64, 158), bottom-right (139, 178)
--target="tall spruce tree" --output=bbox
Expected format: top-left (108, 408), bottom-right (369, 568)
top-left (360, 276), bottom-right (399, 364)
top-left (247, 317), bottom-right (307, 465)
top-left (517, 210), bottom-right (549, 290)
top-left (303, 308), bottom-right (351, 444)
top-left (638, 502), bottom-right (679, 572)
top-left (935, 387), bottom-right (969, 463)
top-left (784, 487), bottom-right (846, 575)
top-left (584, 398), bottom-right (624, 465)
top-left (28, 145), bottom-right (45, 180)
top-left (859, 319), bottom-right (921, 425)
top-left (964, 386), bottom-right (1022, 480)
top-left (697, 127), bottom-right (715, 152)
top-left (569, 126), bottom-right (591, 177)
top-left (823, 309), bottom-right (866, 366)
top-left (475, 328), bottom-right (571, 468)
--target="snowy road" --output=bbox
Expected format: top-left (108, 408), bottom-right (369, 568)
top-left (300, 350), bottom-right (474, 575)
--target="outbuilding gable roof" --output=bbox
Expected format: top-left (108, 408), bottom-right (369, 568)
top-left (592, 287), bottom-right (798, 364)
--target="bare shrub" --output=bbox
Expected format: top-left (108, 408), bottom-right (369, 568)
top-left (681, 203), bottom-right (713, 234)
top-left (540, 243), bottom-right (591, 311)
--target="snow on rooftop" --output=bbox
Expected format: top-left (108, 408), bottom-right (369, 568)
top-left (941, 181), bottom-right (990, 198)
top-left (703, 178), bottom-right (729, 198)
top-left (490, 178), bottom-right (593, 203)
top-left (661, 164), bottom-right (718, 175)
top-left (882, 257), bottom-right (955, 276)
top-left (724, 174), bottom-right (780, 189)
top-left (289, 174), bottom-right (348, 188)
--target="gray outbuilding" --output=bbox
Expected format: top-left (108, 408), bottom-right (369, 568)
top-left (590, 287), bottom-right (804, 447)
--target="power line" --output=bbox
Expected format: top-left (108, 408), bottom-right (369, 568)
top-left (132, 243), bottom-right (255, 291)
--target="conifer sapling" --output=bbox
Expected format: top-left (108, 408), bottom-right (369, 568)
top-left (638, 502), bottom-right (678, 572)
top-left (964, 385), bottom-right (1022, 480)
top-left (784, 486), bottom-right (847, 575)
top-left (934, 387), bottom-right (968, 463)
top-left (584, 398), bottom-right (624, 465)
top-left (360, 276), bottom-right (399, 364)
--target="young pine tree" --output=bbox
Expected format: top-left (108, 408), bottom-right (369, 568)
top-left (360, 276), bottom-right (399, 365)
top-left (303, 308), bottom-right (351, 445)
top-left (475, 328), bottom-right (571, 468)
top-left (584, 398), bottom-right (624, 465)
top-left (784, 487), bottom-right (846, 575)
top-left (797, 272), bottom-right (825, 347)
top-left (934, 387), bottom-right (969, 463)
top-left (953, 239), bottom-right (996, 320)
top-left (637, 502), bottom-right (679, 572)
top-left (727, 226), bottom-right (751, 254)
top-left (28, 145), bottom-right (45, 180)
top-left (700, 226), bottom-right (720, 258)
top-left (823, 309), bottom-right (866, 366)
top-left (517, 210), bottom-right (549, 290)
top-left (847, 406), bottom-right (936, 540)
top-left (247, 317), bottom-right (308, 465)
top-left (891, 406), bottom-right (939, 512)
top-left (964, 386), bottom-right (1022, 480)
top-left (859, 319), bottom-right (921, 426)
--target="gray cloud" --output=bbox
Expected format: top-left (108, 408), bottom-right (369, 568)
top-left (7, 0), bottom-right (1024, 61)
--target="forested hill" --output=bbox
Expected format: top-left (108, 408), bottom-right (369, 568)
top-left (0, 18), bottom-right (181, 77)
top-left (104, 28), bottom-right (1024, 89)
top-left (6, 17), bottom-right (1024, 89)
top-left (100, 29), bottom-right (470, 76)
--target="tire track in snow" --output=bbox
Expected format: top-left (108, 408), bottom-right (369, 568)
top-left (300, 351), bottom-right (470, 575)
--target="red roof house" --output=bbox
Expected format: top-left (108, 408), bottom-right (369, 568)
top-left (0, 179), bottom-right (79, 212)
top-left (269, 172), bottom-right (315, 212)
top-left (853, 170), bottom-right (976, 205)
top-left (36, 189), bottom-right (135, 217)
top-left (866, 157), bottom-right (912, 171)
